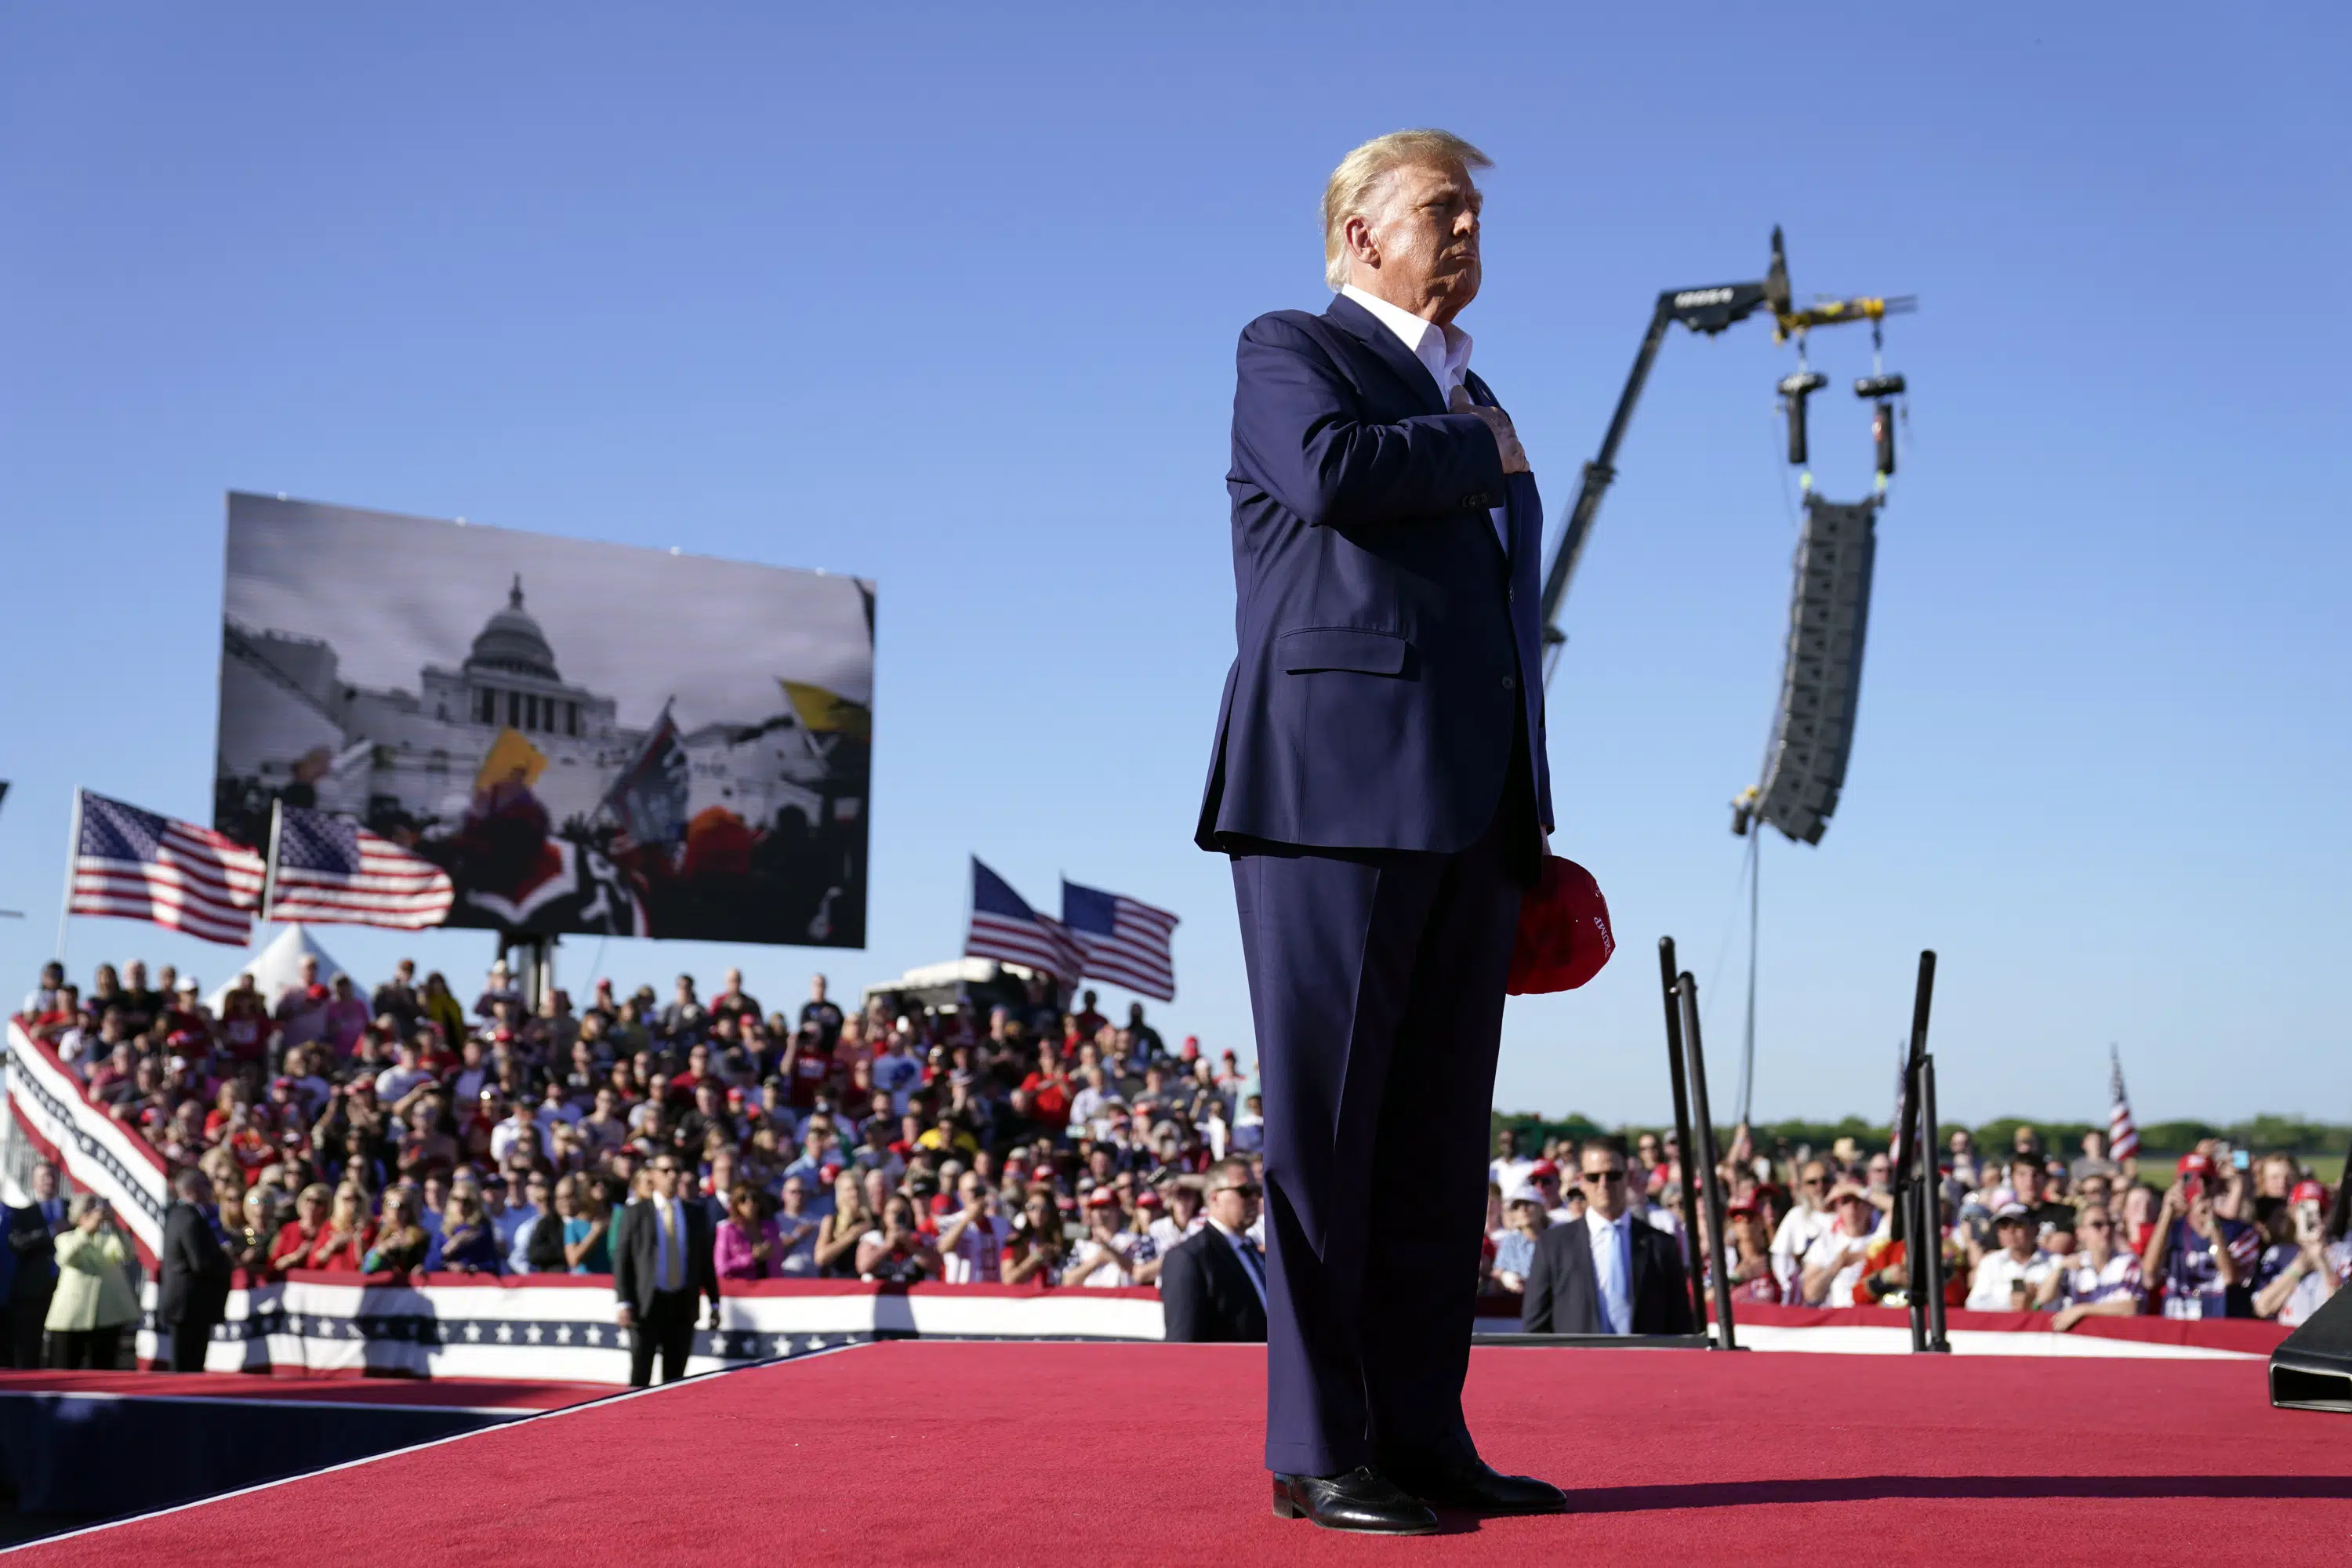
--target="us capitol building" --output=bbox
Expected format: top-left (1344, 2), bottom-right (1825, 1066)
top-left (217, 578), bottom-right (833, 843)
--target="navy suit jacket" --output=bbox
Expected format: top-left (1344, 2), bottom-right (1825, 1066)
top-left (1196, 294), bottom-right (1553, 858)
top-left (1519, 1214), bottom-right (1695, 1336)
top-left (4, 1201), bottom-right (64, 1301)
top-left (1160, 1225), bottom-right (1269, 1344)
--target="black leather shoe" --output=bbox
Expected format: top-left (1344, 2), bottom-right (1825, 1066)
top-left (1382, 1455), bottom-right (1567, 1515)
top-left (1271, 1467), bottom-right (1441, 1534)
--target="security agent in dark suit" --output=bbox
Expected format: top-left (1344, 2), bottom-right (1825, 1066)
top-left (1197, 130), bottom-right (1561, 1532)
top-left (1522, 1138), bottom-right (1694, 1338)
top-left (612, 1154), bottom-right (720, 1386)
top-left (158, 1167), bottom-right (234, 1372)
top-left (5, 1163), bottom-right (70, 1367)
top-left (1160, 1161), bottom-right (1269, 1344)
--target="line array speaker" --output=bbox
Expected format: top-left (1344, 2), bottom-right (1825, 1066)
top-left (1751, 493), bottom-right (1878, 845)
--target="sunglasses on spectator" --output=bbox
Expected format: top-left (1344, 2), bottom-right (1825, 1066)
top-left (1582, 1169), bottom-right (1627, 1185)
top-left (1211, 1182), bottom-right (1262, 1197)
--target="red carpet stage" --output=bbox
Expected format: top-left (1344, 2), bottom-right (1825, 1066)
top-left (10, 1342), bottom-right (2346, 1565)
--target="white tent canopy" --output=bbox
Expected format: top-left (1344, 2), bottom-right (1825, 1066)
top-left (203, 924), bottom-right (353, 1014)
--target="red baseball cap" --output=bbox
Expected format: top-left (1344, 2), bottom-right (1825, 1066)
top-left (2177, 1152), bottom-right (2216, 1181)
top-left (1526, 1160), bottom-right (1561, 1181)
top-left (1085, 1187), bottom-right (1120, 1207)
top-left (1506, 856), bottom-right (1615, 995)
top-left (2292, 1180), bottom-right (2328, 1206)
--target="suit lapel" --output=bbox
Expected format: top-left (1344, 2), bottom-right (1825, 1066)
top-left (1458, 368), bottom-right (1520, 570)
top-left (1325, 294), bottom-right (1446, 416)
top-left (1626, 1220), bottom-right (1649, 1321)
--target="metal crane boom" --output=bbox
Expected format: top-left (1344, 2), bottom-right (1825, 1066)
top-left (1536, 227), bottom-right (1911, 688)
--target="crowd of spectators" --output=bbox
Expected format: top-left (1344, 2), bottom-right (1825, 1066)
top-left (10, 952), bottom-right (2346, 1372)
top-left (1486, 1120), bottom-right (2352, 1330)
top-left (7, 953), bottom-right (1266, 1367)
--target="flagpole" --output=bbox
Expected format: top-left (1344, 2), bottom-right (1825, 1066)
top-left (261, 797), bottom-right (285, 926)
top-left (53, 788), bottom-right (82, 962)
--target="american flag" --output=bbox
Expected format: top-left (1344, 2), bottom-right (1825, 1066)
top-left (1061, 880), bottom-right (1178, 1002)
top-left (2107, 1044), bottom-right (2140, 1160)
top-left (67, 789), bottom-right (264, 946)
top-left (265, 804), bottom-right (456, 931)
top-left (964, 858), bottom-right (1083, 986)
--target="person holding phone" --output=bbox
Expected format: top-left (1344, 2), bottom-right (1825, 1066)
top-left (854, 1196), bottom-right (938, 1283)
top-left (2142, 1154), bottom-right (2259, 1318)
top-left (45, 1196), bottom-right (136, 1370)
top-left (2255, 1180), bottom-right (2350, 1325)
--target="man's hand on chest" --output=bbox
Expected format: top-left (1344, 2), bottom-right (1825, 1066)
top-left (1448, 384), bottom-right (1529, 475)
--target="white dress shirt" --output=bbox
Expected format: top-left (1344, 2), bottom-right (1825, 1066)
top-left (1584, 1207), bottom-right (1635, 1334)
top-left (1338, 283), bottom-right (1509, 553)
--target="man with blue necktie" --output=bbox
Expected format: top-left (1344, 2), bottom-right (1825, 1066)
top-left (1197, 128), bottom-right (1560, 1534)
top-left (1160, 1160), bottom-right (1270, 1344)
top-left (5, 1163), bottom-right (69, 1367)
top-left (1521, 1138), bottom-right (1694, 1339)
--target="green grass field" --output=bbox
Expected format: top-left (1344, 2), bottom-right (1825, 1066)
top-left (2136, 1153), bottom-right (2343, 1192)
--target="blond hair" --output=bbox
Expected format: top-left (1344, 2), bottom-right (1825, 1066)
top-left (1322, 129), bottom-right (1491, 290)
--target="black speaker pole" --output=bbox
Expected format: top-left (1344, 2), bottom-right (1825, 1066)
top-left (1658, 938), bottom-right (1708, 1333)
top-left (1902, 1058), bottom-right (1928, 1353)
top-left (1920, 1051), bottom-right (1950, 1352)
top-left (1676, 972), bottom-right (1739, 1351)
top-left (1898, 951), bottom-right (1939, 1352)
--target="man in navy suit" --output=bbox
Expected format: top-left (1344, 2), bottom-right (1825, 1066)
top-left (1521, 1137), bottom-right (1696, 1337)
top-left (1197, 129), bottom-right (1563, 1534)
top-left (5, 1162), bottom-right (69, 1367)
top-left (1160, 1160), bottom-right (1271, 1344)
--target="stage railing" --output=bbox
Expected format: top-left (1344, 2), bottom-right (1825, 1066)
top-left (138, 1274), bottom-right (1171, 1380)
top-left (5, 1019), bottom-right (170, 1266)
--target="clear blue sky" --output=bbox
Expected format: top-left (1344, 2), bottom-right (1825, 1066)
top-left (2, 5), bottom-right (2345, 1128)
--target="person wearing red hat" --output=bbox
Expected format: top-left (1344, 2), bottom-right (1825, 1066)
top-left (2142, 1155), bottom-right (2261, 1318)
top-left (2256, 1178), bottom-right (2351, 1327)
top-left (1523, 1161), bottom-right (1572, 1227)
top-left (1063, 1187), bottom-right (1138, 1287)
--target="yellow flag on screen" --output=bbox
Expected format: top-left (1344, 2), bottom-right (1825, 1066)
top-left (475, 728), bottom-right (548, 792)
top-left (782, 681), bottom-right (871, 739)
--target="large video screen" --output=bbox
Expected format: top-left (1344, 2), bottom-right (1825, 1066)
top-left (215, 492), bottom-right (873, 947)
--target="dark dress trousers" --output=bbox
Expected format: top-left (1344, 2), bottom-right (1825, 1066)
top-left (1198, 293), bottom-right (1553, 1478)
top-left (157, 1202), bottom-right (233, 1373)
top-left (1519, 1215), bottom-right (1696, 1336)
top-left (612, 1197), bottom-right (719, 1386)
top-left (1160, 1225), bottom-right (1270, 1344)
